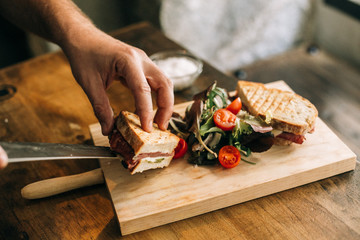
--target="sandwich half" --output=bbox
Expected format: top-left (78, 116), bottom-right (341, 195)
top-left (109, 111), bottom-right (180, 174)
top-left (236, 80), bottom-right (318, 145)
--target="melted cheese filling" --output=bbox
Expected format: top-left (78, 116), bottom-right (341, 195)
top-left (271, 129), bottom-right (283, 137)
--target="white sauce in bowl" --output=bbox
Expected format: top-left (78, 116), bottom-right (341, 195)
top-left (154, 57), bottom-right (198, 78)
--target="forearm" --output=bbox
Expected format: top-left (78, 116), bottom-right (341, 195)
top-left (0, 0), bottom-right (174, 134)
top-left (0, 0), bottom-right (98, 49)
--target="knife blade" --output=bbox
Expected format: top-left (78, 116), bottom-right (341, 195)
top-left (0, 142), bottom-right (120, 163)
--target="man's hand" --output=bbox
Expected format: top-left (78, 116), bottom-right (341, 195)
top-left (62, 29), bottom-right (173, 135)
top-left (0, 0), bottom-right (174, 136)
top-left (0, 146), bottom-right (8, 169)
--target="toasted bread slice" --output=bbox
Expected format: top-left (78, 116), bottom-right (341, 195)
top-left (116, 111), bottom-right (180, 156)
top-left (237, 81), bottom-right (318, 135)
top-left (116, 111), bottom-right (180, 174)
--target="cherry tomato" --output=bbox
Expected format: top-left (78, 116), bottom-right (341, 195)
top-left (218, 145), bottom-right (241, 168)
top-left (213, 109), bottom-right (237, 131)
top-left (174, 138), bottom-right (188, 159)
top-left (226, 97), bottom-right (242, 115)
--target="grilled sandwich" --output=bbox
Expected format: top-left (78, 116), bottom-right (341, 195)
top-left (236, 80), bottom-right (318, 145)
top-left (109, 111), bottom-right (180, 174)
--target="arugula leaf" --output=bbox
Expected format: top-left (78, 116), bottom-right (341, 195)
top-left (200, 126), bottom-right (225, 136)
top-left (233, 141), bottom-right (252, 157)
top-left (198, 109), bottom-right (225, 136)
top-left (198, 81), bottom-right (229, 112)
top-left (230, 119), bottom-right (253, 157)
top-left (211, 87), bottom-right (228, 106)
top-left (200, 105), bottom-right (215, 123)
top-left (186, 99), bottom-right (218, 157)
top-left (198, 114), bottom-right (213, 134)
top-left (241, 158), bottom-right (256, 165)
top-left (233, 118), bottom-right (253, 137)
top-left (186, 99), bottom-right (203, 133)
top-left (193, 82), bottom-right (217, 102)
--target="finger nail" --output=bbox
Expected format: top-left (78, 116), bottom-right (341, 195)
top-left (146, 119), bottom-right (153, 132)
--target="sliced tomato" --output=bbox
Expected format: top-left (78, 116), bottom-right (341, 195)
top-left (218, 145), bottom-right (241, 168)
top-left (174, 138), bottom-right (188, 159)
top-left (226, 97), bottom-right (242, 115)
top-left (213, 109), bottom-right (237, 131)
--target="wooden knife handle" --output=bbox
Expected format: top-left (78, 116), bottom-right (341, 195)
top-left (21, 168), bottom-right (104, 199)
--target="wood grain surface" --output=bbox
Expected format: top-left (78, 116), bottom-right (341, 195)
top-left (0, 22), bottom-right (359, 239)
top-left (89, 81), bottom-right (356, 235)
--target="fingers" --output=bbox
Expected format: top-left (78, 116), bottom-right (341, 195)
top-left (116, 50), bottom-right (174, 132)
top-left (144, 57), bottom-right (174, 130)
top-left (120, 62), bottom-right (154, 132)
top-left (0, 146), bottom-right (8, 169)
top-left (151, 76), bottom-right (174, 130)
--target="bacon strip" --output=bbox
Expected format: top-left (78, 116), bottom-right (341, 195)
top-left (276, 132), bottom-right (305, 144)
top-left (109, 130), bottom-right (138, 169)
top-left (109, 131), bottom-right (135, 160)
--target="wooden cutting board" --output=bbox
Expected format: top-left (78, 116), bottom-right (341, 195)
top-left (89, 80), bottom-right (356, 235)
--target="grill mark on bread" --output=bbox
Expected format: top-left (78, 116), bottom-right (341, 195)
top-left (256, 88), bottom-right (267, 114)
top-left (258, 89), bottom-right (271, 115)
top-left (276, 94), bottom-right (294, 123)
top-left (276, 93), bottom-right (291, 114)
top-left (236, 80), bottom-right (318, 136)
top-left (262, 89), bottom-right (277, 114)
top-left (269, 91), bottom-right (285, 114)
top-left (249, 86), bottom-right (259, 106)
top-left (252, 86), bottom-right (266, 113)
top-left (247, 84), bottom-right (258, 100)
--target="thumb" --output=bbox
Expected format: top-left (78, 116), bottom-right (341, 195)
top-left (0, 145), bottom-right (8, 169)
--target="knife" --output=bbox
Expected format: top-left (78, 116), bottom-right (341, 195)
top-left (1, 141), bottom-right (120, 163)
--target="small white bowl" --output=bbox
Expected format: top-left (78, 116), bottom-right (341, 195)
top-left (150, 50), bottom-right (203, 91)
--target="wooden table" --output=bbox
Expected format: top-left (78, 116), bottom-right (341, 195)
top-left (0, 22), bottom-right (359, 239)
